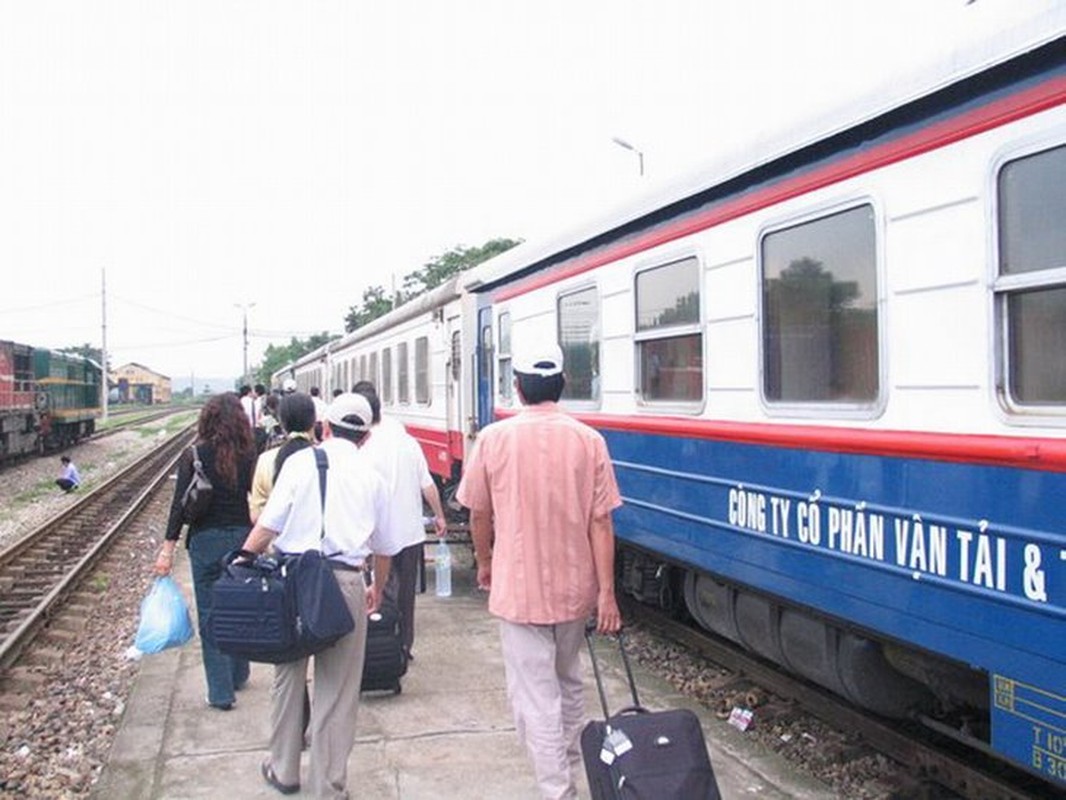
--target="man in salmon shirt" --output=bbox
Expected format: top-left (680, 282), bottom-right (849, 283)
top-left (457, 342), bottom-right (623, 800)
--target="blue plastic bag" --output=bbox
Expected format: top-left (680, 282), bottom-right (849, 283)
top-left (134, 576), bottom-right (195, 654)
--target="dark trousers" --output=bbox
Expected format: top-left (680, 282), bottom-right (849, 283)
top-left (188, 525), bottom-right (251, 707)
top-left (383, 540), bottom-right (422, 657)
top-left (56, 478), bottom-right (77, 492)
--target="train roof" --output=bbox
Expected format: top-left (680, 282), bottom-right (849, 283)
top-left (273, 275), bottom-right (464, 379)
top-left (464, 10), bottom-right (1065, 295)
top-left (332, 275), bottom-right (462, 350)
top-left (0, 339), bottom-right (102, 370)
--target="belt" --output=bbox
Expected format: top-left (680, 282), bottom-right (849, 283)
top-left (328, 560), bottom-right (363, 573)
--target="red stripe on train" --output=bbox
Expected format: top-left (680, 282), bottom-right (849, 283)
top-left (495, 75), bottom-right (1066, 302)
top-left (495, 409), bottom-right (1066, 473)
top-left (494, 409), bottom-right (1066, 473)
top-left (404, 423), bottom-right (458, 479)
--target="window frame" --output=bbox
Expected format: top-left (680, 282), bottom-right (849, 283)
top-left (415, 335), bottom-right (431, 405)
top-left (497, 311), bottom-right (513, 405)
top-left (992, 137), bottom-right (1066, 420)
top-left (757, 198), bottom-right (885, 419)
top-left (397, 341), bottom-right (410, 405)
top-left (557, 283), bottom-right (601, 408)
top-left (381, 346), bottom-right (393, 405)
top-left (633, 253), bottom-right (705, 411)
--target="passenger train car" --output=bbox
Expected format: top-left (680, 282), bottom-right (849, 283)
top-left (277, 21), bottom-right (1065, 787)
top-left (0, 340), bottom-right (103, 461)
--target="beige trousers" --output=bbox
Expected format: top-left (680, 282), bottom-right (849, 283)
top-left (499, 618), bottom-right (587, 800)
top-left (270, 570), bottom-right (367, 800)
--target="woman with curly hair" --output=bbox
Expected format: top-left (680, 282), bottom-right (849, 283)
top-left (155, 392), bottom-right (257, 710)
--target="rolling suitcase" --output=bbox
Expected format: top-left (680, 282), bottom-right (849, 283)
top-left (360, 597), bottom-right (407, 693)
top-left (581, 628), bottom-right (720, 799)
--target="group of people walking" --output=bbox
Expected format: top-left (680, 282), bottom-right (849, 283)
top-left (153, 341), bottom-right (622, 800)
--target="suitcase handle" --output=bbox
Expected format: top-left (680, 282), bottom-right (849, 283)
top-left (584, 623), bottom-right (644, 722)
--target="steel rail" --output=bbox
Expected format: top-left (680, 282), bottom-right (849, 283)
top-left (0, 425), bottom-right (196, 672)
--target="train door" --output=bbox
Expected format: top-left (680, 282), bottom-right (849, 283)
top-left (476, 306), bottom-right (494, 431)
top-left (445, 313), bottom-right (464, 463)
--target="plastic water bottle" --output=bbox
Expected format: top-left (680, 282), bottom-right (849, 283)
top-left (435, 538), bottom-right (452, 598)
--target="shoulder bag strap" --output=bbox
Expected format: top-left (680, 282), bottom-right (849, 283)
top-left (314, 449), bottom-right (329, 542)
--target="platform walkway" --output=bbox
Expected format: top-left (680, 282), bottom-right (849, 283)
top-left (92, 551), bottom-right (837, 799)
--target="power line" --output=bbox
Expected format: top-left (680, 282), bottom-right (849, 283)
top-left (0, 293), bottom-right (99, 314)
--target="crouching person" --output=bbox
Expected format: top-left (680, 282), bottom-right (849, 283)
top-left (239, 392), bottom-right (401, 799)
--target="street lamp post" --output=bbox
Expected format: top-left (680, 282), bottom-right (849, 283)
top-left (611, 136), bottom-right (644, 176)
top-left (234, 302), bottom-right (256, 384)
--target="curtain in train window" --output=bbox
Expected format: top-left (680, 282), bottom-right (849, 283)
top-left (397, 341), bottom-right (410, 404)
top-left (559, 286), bottom-right (600, 402)
top-left (497, 312), bottom-right (513, 403)
top-left (415, 336), bottom-right (430, 404)
top-left (635, 257), bottom-right (702, 402)
top-left (369, 352), bottom-right (379, 391)
top-left (382, 347), bottom-right (393, 405)
top-left (998, 144), bottom-right (1066, 407)
top-left (761, 205), bottom-right (878, 403)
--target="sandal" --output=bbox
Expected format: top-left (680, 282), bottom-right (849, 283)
top-left (261, 760), bottom-right (300, 795)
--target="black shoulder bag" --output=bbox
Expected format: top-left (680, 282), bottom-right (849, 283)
top-left (179, 446), bottom-right (214, 524)
top-left (210, 449), bottom-right (355, 663)
top-left (287, 450), bottom-right (356, 655)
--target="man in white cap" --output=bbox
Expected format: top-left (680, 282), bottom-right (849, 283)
top-left (240, 392), bottom-right (403, 799)
top-left (457, 341), bottom-right (623, 800)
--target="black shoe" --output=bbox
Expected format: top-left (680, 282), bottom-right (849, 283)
top-left (261, 760), bottom-right (300, 795)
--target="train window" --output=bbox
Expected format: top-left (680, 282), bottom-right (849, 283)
top-left (480, 317), bottom-right (494, 399)
top-left (415, 336), bottom-right (430, 404)
top-left (497, 312), bottom-right (513, 403)
top-left (558, 286), bottom-right (600, 402)
top-left (382, 347), bottom-right (393, 404)
top-left (761, 204), bottom-right (878, 404)
top-left (360, 354), bottom-right (367, 382)
top-left (635, 257), bottom-right (702, 402)
top-left (369, 352), bottom-right (379, 390)
top-left (398, 341), bottom-right (410, 404)
top-left (997, 143), bottom-right (1066, 407)
top-left (450, 331), bottom-right (461, 381)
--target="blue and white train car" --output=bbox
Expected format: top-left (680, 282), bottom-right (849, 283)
top-left (462, 21), bottom-right (1065, 786)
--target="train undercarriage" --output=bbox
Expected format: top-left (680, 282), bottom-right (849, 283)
top-left (617, 545), bottom-right (991, 749)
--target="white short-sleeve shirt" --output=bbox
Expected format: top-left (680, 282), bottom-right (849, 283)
top-left (259, 437), bottom-right (403, 564)
top-left (361, 417), bottom-right (435, 550)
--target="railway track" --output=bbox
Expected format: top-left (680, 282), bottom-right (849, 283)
top-left (0, 425), bottom-right (195, 673)
top-left (622, 600), bottom-right (1057, 800)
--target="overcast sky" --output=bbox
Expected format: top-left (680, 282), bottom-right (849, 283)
top-left (1, 0), bottom-right (1061, 387)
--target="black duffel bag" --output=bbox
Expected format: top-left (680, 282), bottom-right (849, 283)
top-left (210, 548), bottom-right (355, 664)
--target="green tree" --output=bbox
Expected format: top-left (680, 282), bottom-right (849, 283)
top-left (255, 333), bottom-right (337, 385)
top-left (344, 237), bottom-right (521, 333)
top-left (343, 285), bottom-right (397, 332)
top-left (404, 237), bottom-right (522, 295)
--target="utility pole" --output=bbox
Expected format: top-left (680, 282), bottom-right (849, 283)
top-left (234, 302), bottom-right (256, 384)
top-left (101, 268), bottom-right (109, 422)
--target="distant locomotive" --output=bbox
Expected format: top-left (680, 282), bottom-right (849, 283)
top-left (0, 340), bottom-right (103, 460)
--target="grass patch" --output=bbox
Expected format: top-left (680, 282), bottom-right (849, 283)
top-left (89, 572), bottom-right (111, 592)
top-left (15, 479), bottom-right (61, 506)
